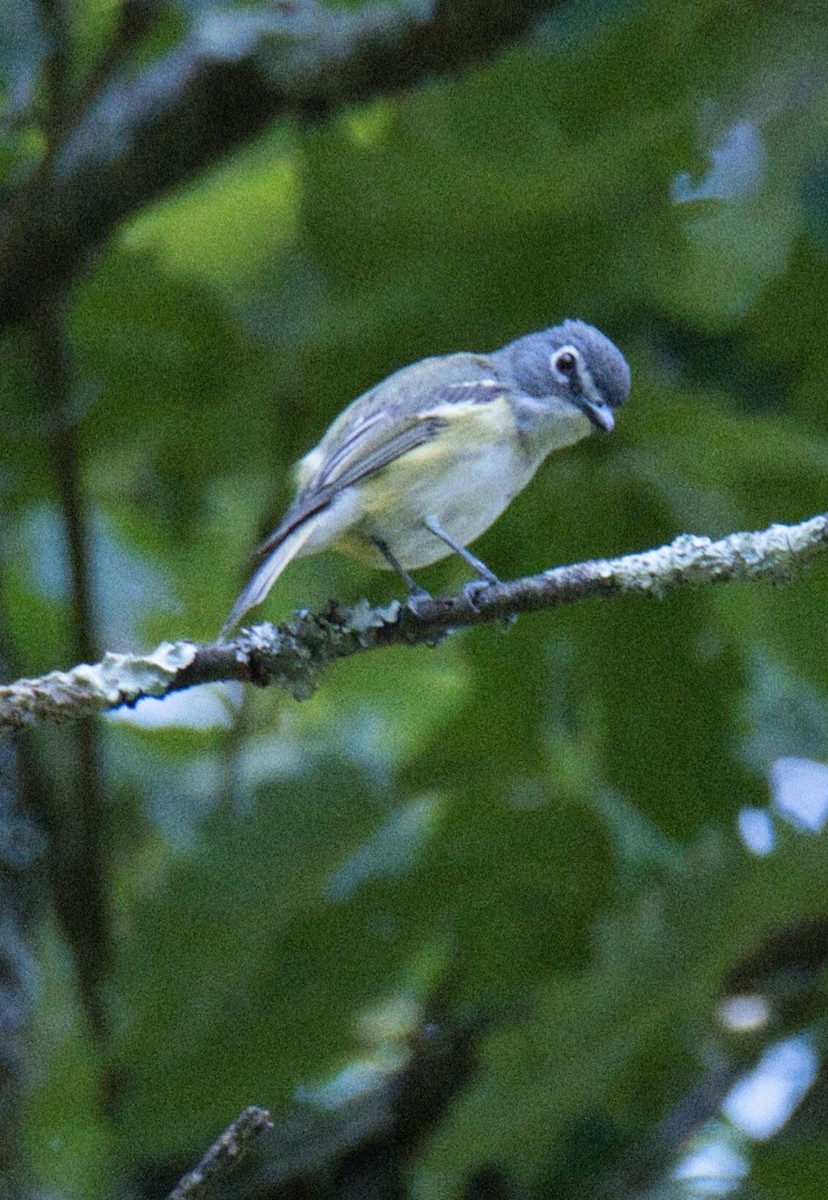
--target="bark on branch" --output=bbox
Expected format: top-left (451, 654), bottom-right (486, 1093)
top-left (166, 1106), bottom-right (273, 1200)
top-left (1, 514), bottom-right (826, 729)
top-left (0, 0), bottom-right (565, 331)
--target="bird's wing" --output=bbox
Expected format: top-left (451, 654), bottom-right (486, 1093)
top-left (260, 376), bottom-right (504, 554)
top-left (222, 414), bottom-right (447, 633)
top-left (246, 414), bottom-right (443, 566)
top-left (307, 370), bottom-right (503, 493)
top-left (223, 372), bottom-right (503, 631)
top-left (314, 411), bottom-right (448, 491)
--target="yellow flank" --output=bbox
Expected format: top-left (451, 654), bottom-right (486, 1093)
top-left (360, 398), bottom-right (514, 514)
top-left (328, 397), bottom-right (533, 569)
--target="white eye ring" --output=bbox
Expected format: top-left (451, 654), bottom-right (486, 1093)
top-left (551, 347), bottom-right (579, 382)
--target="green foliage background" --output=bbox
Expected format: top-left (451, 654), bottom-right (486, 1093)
top-left (3, 0), bottom-right (828, 1196)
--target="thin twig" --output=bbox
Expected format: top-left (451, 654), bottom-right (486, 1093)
top-left (166, 1107), bottom-right (273, 1200)
top-left (29, 297), bottom-right (109, 1040)
top-left (37, 0), bottom-right (71, 148)
top-left (45, 0), bottom-right (166, 160)
top-left (0, 514), bottom-right (826, 729)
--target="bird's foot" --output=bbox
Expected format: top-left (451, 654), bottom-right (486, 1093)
top-left (463, 578), bottom-right (516, 629)
top-left (463, 578), bottom-right (493, 612)
top-left (405, 586), bottom-right (433, 619)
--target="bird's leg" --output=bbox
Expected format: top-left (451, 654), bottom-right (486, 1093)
top-left (422, 515), bottom-right (500, 596)
top-left (422, 516), bottom-right (514, 621)
top-left (372, 538), bottom-right (430, 602)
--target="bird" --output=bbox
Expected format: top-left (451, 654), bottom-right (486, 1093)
top-left (222, 319), bottom-right (631, 634)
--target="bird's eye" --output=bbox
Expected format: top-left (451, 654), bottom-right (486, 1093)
top-left (554, 350), bottom-right (578, 375)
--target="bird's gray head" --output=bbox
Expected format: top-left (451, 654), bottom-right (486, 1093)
top-left (503, 319), bottom-right (631, 432)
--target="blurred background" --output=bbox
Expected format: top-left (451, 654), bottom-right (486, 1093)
top-left (2, 1), bottom-right (828, 1197)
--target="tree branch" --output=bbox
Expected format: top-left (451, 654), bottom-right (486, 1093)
top-left (29, 296), bottom-right (110, 1041)
top-left (0, 514), bottom-right (826, 730)
top-left (157, 992), bottom-right (479, 1199)
top-left (42, 0), bottom-right (166, 161)
top-left (0, 0), bottom-right (565, 331)
top-left (37, 0), bottom-right (71, 150)
top-left (165, 1106), bottom-right (273, 1200)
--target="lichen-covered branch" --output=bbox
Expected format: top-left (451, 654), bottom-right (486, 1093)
top-left (1, 515), bottom-right (825, 729)
top-left (0, 0), bottom-right (566, 331)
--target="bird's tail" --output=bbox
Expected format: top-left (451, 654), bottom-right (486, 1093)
top-left (220, 513), bottom-right (326, 637)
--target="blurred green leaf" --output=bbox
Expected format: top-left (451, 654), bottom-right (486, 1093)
top-left (110, 755), bottom-right (398, 1159)
top-left (419, 827), bottom-right (828, 1194)
top-left (752, 1138), bottom-right (828, 1200)
top-left (23, 926), bottom-right (112, 1199)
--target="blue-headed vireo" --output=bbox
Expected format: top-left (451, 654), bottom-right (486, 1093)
top-left (222, 319), bottom-right (630, 633)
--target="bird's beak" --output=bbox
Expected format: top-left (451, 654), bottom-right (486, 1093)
top-left (579, 396), bottom-right (615, 433)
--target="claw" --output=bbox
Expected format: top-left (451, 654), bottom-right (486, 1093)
top-left (463, 579), bottom-right (491, 612)
top-left (405, 587), bottom-right (433, 619)
top-left (463, 579), bottom-right (516, 629)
